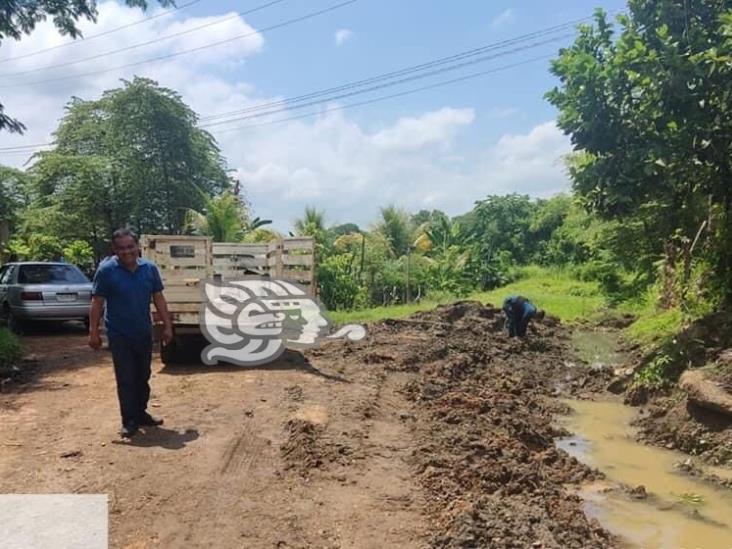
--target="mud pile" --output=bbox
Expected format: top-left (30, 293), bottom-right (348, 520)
top-left (326, 301), bottom-right (615, 547)
top-left (629, 313), bottom-right (732, 466)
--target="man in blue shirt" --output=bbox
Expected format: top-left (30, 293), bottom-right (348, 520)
top-left (89, 228), bottom-right (173, 438)
top-left (502, 295), bottom-right (545, 338)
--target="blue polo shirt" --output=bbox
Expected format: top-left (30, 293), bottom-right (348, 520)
top-left (503, 295), bottom-right (537, 322)
top-left (92, 257), bottom-right (164, 340)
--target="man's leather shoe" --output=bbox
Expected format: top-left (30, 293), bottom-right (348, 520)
top-left (120, 424), bottom-right (138, 438)
top-left (139, 413), bottom-right (163, 426)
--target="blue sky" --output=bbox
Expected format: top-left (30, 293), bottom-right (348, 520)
top-left (0, 0), bottom-right (627, 231)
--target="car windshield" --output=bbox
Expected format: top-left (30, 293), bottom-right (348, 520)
top-left (18, 264), bottom-right (89, 285)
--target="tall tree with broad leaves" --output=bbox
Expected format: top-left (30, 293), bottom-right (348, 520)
top-left (0, 0), bottom-right (174, 133)
top-left (26, 77), bottom-right (229, 258)
top-left (547, 1), bottom-right (732, 305)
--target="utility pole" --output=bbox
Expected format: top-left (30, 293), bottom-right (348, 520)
top-left (406, 245), bottom-right (415, 303)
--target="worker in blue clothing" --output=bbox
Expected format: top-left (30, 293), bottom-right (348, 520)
top-left (88, 228), bottom-right (173, 439)
top-left (502, 295), bottom-right (545, 338)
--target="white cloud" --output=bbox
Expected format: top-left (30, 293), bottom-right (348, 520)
top-left (0, 2), bottom-right (571, 233)
top-left (334, 28), bottom-right (353, 46)
top-left (490, 8), bottom-right (515, 29)
top-left (370, 108), bottom-right (474, 151)
top-left (0, 1), bottom-right (263, 156)
top-left (228, 115), bottom-right (570, 231)
top-left (476, 121), bottom-right (571, 197)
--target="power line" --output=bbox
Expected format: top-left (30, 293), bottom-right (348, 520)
top-left (211, 55), bottom-right (554, 135)
top-left (0, 0), bottom-right (202, 66)
top-left (0, 10), bottom-right (603, 154)
top-left (199, 19), bottom-right (585, 123)
top-left (199, 35), bottom-right (570, 129)
top-left (0, 0), bottom-right (287, 78)
top-left (0, 0), bottom-right (358, 90)
top-left (0, 55), bottom-right (553, 155)
top-left (0, 32), bottom-right (568, 152)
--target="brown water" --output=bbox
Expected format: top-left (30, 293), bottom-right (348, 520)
top-left (559, 330), bottom-right (732, 548)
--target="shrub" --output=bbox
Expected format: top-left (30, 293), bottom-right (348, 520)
top-left (0, 328), bottom-right (22, 369)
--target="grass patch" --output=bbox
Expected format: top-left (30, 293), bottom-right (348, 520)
top-left (475, 265), bottom-right (606, 323)
top-left (625, 308), bottom-right (683, 347)
top-left (329, 297), bottom-right (453, 325)
top-left (0, 327), bottom-right (22, 369)
top-left (330, 266), bottom-right (607, 325)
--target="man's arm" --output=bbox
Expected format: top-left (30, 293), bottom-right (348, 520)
top-left (152, 291), bottom-right (174, 345)
top-left (88, 295), bottom-right (105, 350)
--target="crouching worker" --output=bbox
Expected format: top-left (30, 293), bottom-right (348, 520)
top-left (88, 228), bottom-right (173, 439)
top-left (502, 295), bottom-right (545, 338)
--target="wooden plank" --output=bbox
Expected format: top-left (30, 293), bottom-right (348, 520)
top-left (145, 235), bottom-right (210, 243)
top-left (281, 254), bottom-right (313, 267)
top-left (153, 255), bottom-right (210, 268)
top-left (164, 287), bottom-right (206, 302)
top-left (283, 238), bottom-right (314, 251)
top-left (165, 303), bottom-right (202, 313)
top-left (213, 257), bottom-right (268, 267)
top-left (213, 243), bottom-right (268, 254)
top-left (281, 269), bottom-right (313, 283)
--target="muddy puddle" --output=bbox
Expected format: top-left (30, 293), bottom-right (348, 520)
top-left (559, 330), bottom-right (732, 548)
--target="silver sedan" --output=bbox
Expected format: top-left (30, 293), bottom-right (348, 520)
top-left (0, 262), bottom-right (92, 333)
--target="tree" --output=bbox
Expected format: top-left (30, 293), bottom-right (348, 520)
top-left (26, 77), bottom-right (229, 255)
top-left (0, 0), bottom-right (173, 133)
top-left (374, 205), bottom-right (413, 257)
top-left (0, 165), bottom-right (29, 259)
top-left (547, 2), bottom-right (732, 305)
top-left (293, 206), bottom-right (326, 237)
top-left (186, 192), bottom-right (246, 243)
top-left (469, 194), bottom-right (537, 264)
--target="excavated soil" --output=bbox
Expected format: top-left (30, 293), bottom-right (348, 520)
top-left (0, 302), bottom-right (616, 548)
top-left (628, 314), bottom-right (732, 468)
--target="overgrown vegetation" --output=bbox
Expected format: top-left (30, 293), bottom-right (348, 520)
top-left (0, 327), bottom-right (21, 370)
top-left (2, 2), bottom-right (731, 395)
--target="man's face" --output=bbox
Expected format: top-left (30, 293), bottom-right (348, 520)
top-left (113, 235), bottom-right (139, 267)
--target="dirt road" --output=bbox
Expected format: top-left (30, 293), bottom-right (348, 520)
top-left (0, 303), bottom-right (613, 548)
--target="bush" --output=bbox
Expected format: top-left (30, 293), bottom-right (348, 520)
top-left (0, 328), bottom-right (22, 369)
top-left (317, 254), bottom-right (367, 311)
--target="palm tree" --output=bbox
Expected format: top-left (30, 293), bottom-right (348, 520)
top-left (293, 206), bottom-right (325, 237)
top-left (374, 205), bottom-right (412, 257)
top-left (185, 192), bottom-right (245, 242)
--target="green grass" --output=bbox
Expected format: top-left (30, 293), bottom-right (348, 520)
top-left (329, 266), bottom-right (608, 325)
top-left (0, 327), bottom-right (22, 369)
top-left (625, 307), bottom-right (683, 348)
top-left (475, 265), bottom-right (606, 322)
top-left (329, 296), bottom-right (454, 325)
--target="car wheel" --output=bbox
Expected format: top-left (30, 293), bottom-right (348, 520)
top-left (83, 317), bottom-right (90, 331)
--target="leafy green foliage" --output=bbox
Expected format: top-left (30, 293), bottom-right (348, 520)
top-left (0, 328), bottom-right (21, 369)
top-left (63, 240), bottom-right (94, 269)
top-left (0, 0), bottom-right (173, 133)
top-left (186, 192), bottom-right (246, 242)
top-left (547, 2), bottom-right (732, 306)
top-left (317, 254), bottom-right (366, 311)
top-left (633, 351), bottom-right (675, 389)
top-left (20, 78), bottom-right (229, 259)
top-left (374, 205), bottom-right (413, 257)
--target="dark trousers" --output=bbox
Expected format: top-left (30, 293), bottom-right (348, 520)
top-left (109, 335), bottom-right (153, 427)
top-left (503, 310), bottom-right (528, 338)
